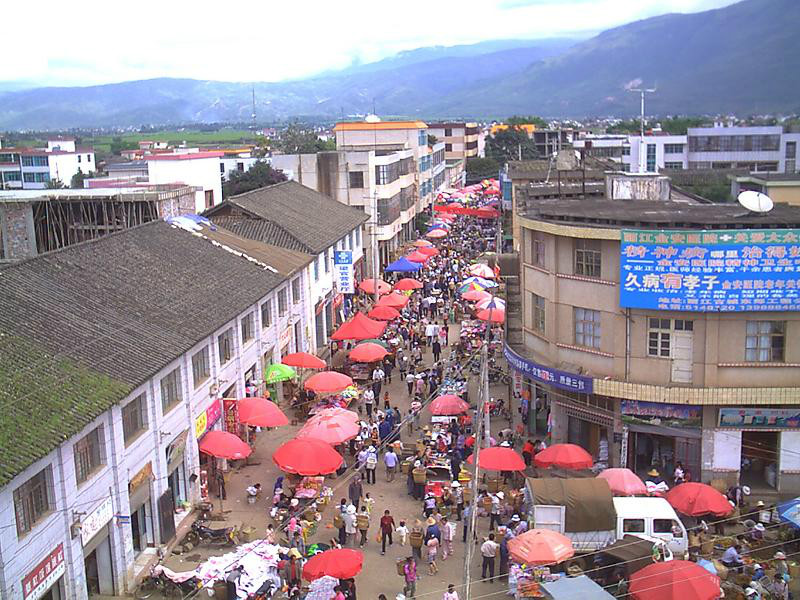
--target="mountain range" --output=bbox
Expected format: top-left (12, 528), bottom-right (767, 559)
top-left (0, 0), bottom-right (797, 129)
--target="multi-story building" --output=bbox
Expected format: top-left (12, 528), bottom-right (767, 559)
top-left (507, 187), bottom-right (800, 496)
top-left (0, 219), bottom-right (314, 600)
top-left (0, 138), bottom-right (96, 190)
top-left (218, 149), bottom-right (262, 181)
top-left (426, 122), bottom-right (485, 160)
top-left (146, 151), bottom-right (224, 213)
top-left (204, 180), bottom-right (367, 353)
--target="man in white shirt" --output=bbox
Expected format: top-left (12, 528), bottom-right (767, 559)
top-left (363, 388), bottom-right (375, 418)
top-left (480, 533), bottom-right (499, 581)
top-left (372, 366), bottom-right (385, 396)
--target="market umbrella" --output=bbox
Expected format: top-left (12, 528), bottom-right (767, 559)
top-left (467, 446), bottom-right (526, 471)
top-left (297, 413), bottom-right (360, 445)
top-left (385, 257), bottom-right (422, 273)
top-left (312, 407), bottom-right (360, 422)
top-left (357, 338), bottom-right (390, 349)
top-left (264, 363), bottom-right (297, 384)
top-left (302, 548), bottom-right (363, 581)
top-left (368, 305), bottom-right (401, 321)
top-left (665, 483), bottom-right (733, 517)
top-left (507, 529), bottom-right (574, 565)
top-left (376, 292), bottom-right (410, 308)
top-left (429, 394), bottom-right (470, 415)
top-left (476, 307), bottom-right (505, 323)
top-left (417, 246), bottom-right (439, 257)
top-left (406, 250), bottom-right (430, 263)
top-left (237, 397), bottom-right (289, 428)
top-left (534, 443), bottom-right (594, 470)
top-left (475, 207), bottom-right (500, 219)
top-left (358, 278), bottom-right (391, 295)
top-left (412, 239), bottom-right (433, 247)
top-left (476, 296), bottom-right (506, 310)
top-left (394, 278), bottom-right (424, 291)
top-left (282, 352), bottom-right (326, 369)
top-left (426, 229), bottom-right (448, 239)
top-left (461, 289), bottom-right (492, 302)
top-left (597, 468), bottom-right (647, 496)
top-left (304, 371), bottom-right (354, 394)
top-left (777, 497), bottom-right (800, 529)
top-left (198, 430), bottom-right (252, 460)
top-left (349, 342), bottom-right (389, 363)
top-left (331, 312), bottom-right (387, 341)
top-left (468, 263), bottom-right (496, 279)
top-left (461, 276), bottom-right (499, 289)
top-left (273, 438), bottom-right (343, 476)
top-left (458, 281), bottom-right (489, 295)
top-left (629, 560), bottom-right (720, 600)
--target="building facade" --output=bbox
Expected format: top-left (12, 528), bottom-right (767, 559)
top-left (0, 139), bottom-right (96, 190)
top-left (146, 152), bottom-right (224, 213)
top-left (426, 122), bottom-right (485, 161)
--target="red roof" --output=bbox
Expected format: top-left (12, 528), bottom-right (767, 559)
top-left (147, 151), bottom-right (224, 161)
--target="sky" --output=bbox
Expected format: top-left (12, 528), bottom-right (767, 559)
top-left (3, 0), bottom-right (739, 87)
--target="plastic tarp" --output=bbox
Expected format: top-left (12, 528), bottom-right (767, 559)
top-left (541, 575), bottom-right (615, 599)
top-left (528, 478), bottom-right (615, 532)
top-left (597, 535), bottom-right (657, 575)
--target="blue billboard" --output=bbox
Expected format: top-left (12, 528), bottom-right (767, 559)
top-left (504, 343), bottom-right (593, 394)
top-left (620, 228), bottom-right (800, 312)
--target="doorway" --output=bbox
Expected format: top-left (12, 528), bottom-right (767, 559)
top-left (131, 503), bottom-right (149, 554)
top-left (741, 431), bottom-right (779, 489)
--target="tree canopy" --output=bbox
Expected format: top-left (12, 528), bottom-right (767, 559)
top-left (276, 123), bottom-right (335, 154)
top-left (466, 157), bottom-right (501, 181)
top-left (507, 115), bottom-right (548, 128)
top-left (223, 161), bottom-right (287, 198)
top-left (486, 127), bottom-right (539, 161)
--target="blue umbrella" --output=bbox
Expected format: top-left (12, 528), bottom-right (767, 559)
top-left (777, 497), bottom-right (800, 529)
top-left (385, 257), bottom-right (422, 272)
top-left (461, 276), bottom-right (499, 289)
top-left (697, 558), bottom-right (717, 575)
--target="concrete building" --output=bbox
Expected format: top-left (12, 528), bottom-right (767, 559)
top-left (204, 180), bottom-right (368, 353)
top-left (732, 173), bottom-right (800, 207)
top-left (507, 190), bottom-right (800, 496)
top-left (0, 138), bottom-right (96, 190)
top-left (218, 149), bottom-right (262, 182)
top-left (146, 152), bottom-right (224, 213)
top-left (426, 122), bottom-right (485, 160)
top-left (0, 218), bottom-right (314, 600)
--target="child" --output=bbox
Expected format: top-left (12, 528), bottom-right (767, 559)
top-left (396, 520), bottom-right (409, 546)
top-left (364, 492), bottom-right (375, 515)
top-left (426, 536), bottom-right (439, 574)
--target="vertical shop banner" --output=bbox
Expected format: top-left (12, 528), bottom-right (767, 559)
top-left (223, 398), bottom-right (240, 436)
top-left (23, 544), bottom-right (65, 600)
top-left (334, 250), bottom-right (354, 294)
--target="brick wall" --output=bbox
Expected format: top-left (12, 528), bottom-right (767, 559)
top-left (0, 204), bottom-right (36, 261)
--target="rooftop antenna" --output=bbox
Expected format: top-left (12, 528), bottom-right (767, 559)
top-left (628, 86), bottom-right (656, 173)
top-left (737, 190), bottom-right (774, 214)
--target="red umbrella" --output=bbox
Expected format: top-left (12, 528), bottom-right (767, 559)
top-left (237, 397), bottom-right (288, 428)
top-left (297, 413), bottom-right (360, 445)
top-left (273, 438), bottom-right (343, 475)
top-left (282, 352), bottom-right (326, 369)
top-left (393, 278), bottom-right (424, 291)
top-left (304, 371), bottom-right (354, 394)
top-left (467, 447), bottom-right (526, 471)
top-left (331, 312), bottom-right (387, 341)
top-left (368, 305), bottom-right (401, 321)
top-left (313, 407), bottom-right (359, 422)
top-left (476, 307), bottom-right (505, 323)
top-left (349, 342), bottom-right (389, 363)
top-left (198, 430), bottom-right (252, 460)
top-left (534, 443), bottom-right (593, 470)
top-left (429, 394), bottom-right (470, 415)
top-left (597, 468), bottom-right (647, 496)
top-left (406, 251), bottom-right (430, 263)
top-left (358, 278), bottom-right (391, 295)
top-left (376, 292), bottom-right (410, 308)
top-left (462, 289), bottom-right (492, 302)
top-left (629, 560), bottom-right (720, 600)
top-left (302, 548), bottom-right (363, 581)
top-left (417, 246), bottom-right (439, 257)
top-left (665, 483), bottom-right (733, 517)
top-left (412, 239), bottom-right (433, 247)
top-left (507, 529), bottom-right (574, 565)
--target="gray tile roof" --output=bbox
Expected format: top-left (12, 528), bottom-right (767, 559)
top-left (205, 180), bottom-right (368, 254)
top-left (211, 216), bottom-right (308, 253)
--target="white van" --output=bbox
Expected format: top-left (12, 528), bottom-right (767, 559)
top-left (612, 497), bottom-right (688, 555)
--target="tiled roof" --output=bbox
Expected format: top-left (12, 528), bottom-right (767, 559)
top-left (206, 181), bottom-right (367, 254)
top-left (210, 216), bottom-right (308, 252)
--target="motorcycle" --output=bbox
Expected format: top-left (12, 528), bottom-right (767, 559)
top-left (135, 563), bottom-right (201, 599)
top-left (186, 519), bottom-right (238, 546)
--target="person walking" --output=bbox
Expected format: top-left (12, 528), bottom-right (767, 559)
top-left (481, 534), bottom-right (500, 582)
top-left (364, 387), bottom-right (375, 419)
top-left (349, 475), bottom-right (363, 507)
top-left (432, 339), bottom-right (442, 362)
top-left (384, 447), bottom-right (399, 482)
top-left (371, 365), bottom-right (385, 397)
top-left (405, 371), bottom-right (416, 396)
top-left (489, 492), bottom-right (503, 531)
top-left (402, 557), bottom-right (417, 599)
top-left (380, 509), bottom-right (396, 555)
top-left (343, 504), bottom-right (358, 547)
top-left (357, 506), bottom-right (370, 548)
top-left (365, 446), bottom-right (378, 484)
top-left (441, 516), bottom-right (455, 561)
top-left (442, 584), bottom-right (459, 600)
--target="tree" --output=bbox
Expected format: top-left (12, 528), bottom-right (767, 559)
top-left (223, 161), bottom-right (287, 198)
top-left (71, 168), bottom-right (92, 189)
top-left (466, 157), bottom-right (500, 181)
top-left (486, 127), bottom-right (538, 161)
top-left (427, 134), bottom-right (438, 146)
top-left (109, 136), bottom-right (137, 156)
top-left (45, 178), bottom-right (65, 189)
top-left (507, 115), bottom-right (548, 128)
top-left (606, 119), bottom-right (642, 134)
top-left (276, 122), bottom-right (335, 154)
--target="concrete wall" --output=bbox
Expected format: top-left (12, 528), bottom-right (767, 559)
top-left (147, 158), bottom-right (222, 213)
top-left (0, 203), bottom-right (36, 260)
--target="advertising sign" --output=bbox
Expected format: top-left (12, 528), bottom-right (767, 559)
top-left (81, 497), bottom-right (114, 546)
top-left (334, 250), bottom-right (354, 294)
top-left (223, 398), bottom-right (240, 436)
top-left (718, 407), bottom-right (800, 429)
top-left (621, 400), bottom-right (702, 428)
top-left (503, 343), bottom-right (593, 394)
top-left (23, 544), bottom-right (65, 600)
top-left (620, 228), bottom-right (800, 312)
top-left (194, 399), bottom-right (221, 439)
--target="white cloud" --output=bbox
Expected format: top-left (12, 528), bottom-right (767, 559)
top-left (2, 0), bottom-right (738, 86)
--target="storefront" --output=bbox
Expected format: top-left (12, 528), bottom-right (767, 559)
top-left (23, 544), bottom-right (66, 600)
top-left (195, 398), bottom-right (222, 498)
top-left (621, 400), bottom-right (701, 483)
top-left (127, 462), bottom-right (154, 555)
top-left (165, 430), bottom-right (189, 509)
top-left (81, 497), bottom-right (115, 596)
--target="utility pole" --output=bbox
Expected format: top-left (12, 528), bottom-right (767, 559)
top-left (628, 87), bottom-right (656, 173)
top-left (251, 85), bottom-right (257, 133)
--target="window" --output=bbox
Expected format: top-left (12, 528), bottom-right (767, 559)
top-left (574, 307), bottom-right (601, 349)
top-left (375, 163), bottom-right (399, 185)
top-left (160, 367), bottom-right (182, 413)
top-left (531, 293), bottom-right (545, 333)
top-left (261, 301), bottom-right (273, 328)
top-left (787, 141), bottom-right (797, 159)
top-left (292, 277), bottom-right (301, 304)
top-left (621, 146), bottom-right (631, 156)
top-left (355, 227), bottom-right (361, 247)
top-left (622, 518), bottom-right (645, 534)
top-left (445, 143), bottom-right (453, 152)
top-left (24, 172), bottom-right (51, 183)
top-left (653, 519), bottom-right (682, 536)
top-left (313, 256), bottom-right (319, 280)
top-left (745, 321), bottom-right (785, 362)
top-left (77, 155), bottom-right (81, 163)
top-left (122, 394), bottom-right (148, 444)
top-left (574, 239), bottom-right (601, 278)
top-left (3, 171), bottom-right (21, 181)
top-left (22, 155), bottom-right (49, 167)
top-left (278, 288), bottom-right (288, 316)
top-left (664, 144), bottom-right (684, 154)
top-left (218, 328), bottom-right (235, 364)
top-left (529, 232), bottom-right (545, 267)
top-left (204, 190), bottom-right (214, 209)
top-left (646, 144), bottom-right (656, 172)
top-left (444, 128), bottom-right (452, 137)
top-left (220, 163), bottom-right (225, 174)
top-left (240, 313), bottom-right (255, 345)
top-left (418, 130), bottom-right (427, 146)
top-left (74, 426), bottom-right (105, 484)
top-left (192, 346), bottom-right (210, 388)
top-left (237, 162), bottom-right (244, 172)
top-left (324, 250), bottom-right (331, 273)
top-left (664, 162), bottom-right (683, 170)
top-left (349, 171), bottom-right (364, 188)
top-left (13, 467), bottom-right (53, 536)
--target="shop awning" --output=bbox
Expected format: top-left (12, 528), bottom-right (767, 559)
top-left (541, 575), bottom-right (615, 599)
top-left (626, 422), bottom-right (702, 439)
top-left (385, 257), bottom-right (422, 272)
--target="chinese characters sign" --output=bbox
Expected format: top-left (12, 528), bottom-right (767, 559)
top-left (718, 407), bottom-right (800, 429)
top-left (620, 229), bottom-right (800, 312)
top-left (23, 544), bottom-right (65, 600)
top-left (334, 250), bottom-right (354, 294)
top-left (504, 343), bottom-right (593, 394)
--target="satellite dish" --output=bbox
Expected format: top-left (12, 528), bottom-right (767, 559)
top-left (738, 190), bottom-right (773, 213)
